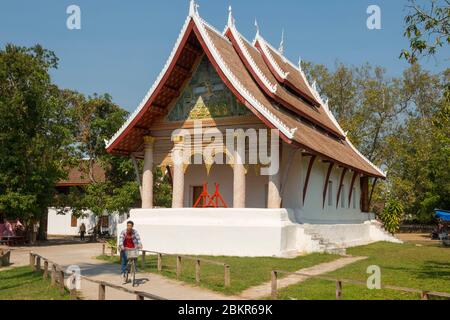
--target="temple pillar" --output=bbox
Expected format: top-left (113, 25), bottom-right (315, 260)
top-left (142, 136), bottom-right (155, 209)
top-left (267, 138), bottom-right (282, 209)
top-left (267, 172), bottom-right (282, 208)
top-left (233, 141), bottom-right (246, 208)
top-left (172, 136), bottom-right (185, 209)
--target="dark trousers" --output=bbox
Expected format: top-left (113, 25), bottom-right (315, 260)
top-left (80, 231), bottom-right (85, 241)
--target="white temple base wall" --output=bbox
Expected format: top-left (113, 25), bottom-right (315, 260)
top-left (120, 208), bottom-right (298, 257)
top-left (119, 209), bottom-right (402, 257)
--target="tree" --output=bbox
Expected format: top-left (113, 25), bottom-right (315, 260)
top-left (0, 44), bottom-right (73, 240)
top-left (302, 60), bottom-right (448, 222)
top-left (380, 199), bottom-right (405, 234)
top-left (401, 0), bottom-right (450, 64)
top-left (53, 93), bottom-right (140, 240)
top-left (154, 168), bottom-right (173, 208)
top-left (301, 61), bottom-right (403, 165)
top-left (381, 66), bottom-right (448, 222)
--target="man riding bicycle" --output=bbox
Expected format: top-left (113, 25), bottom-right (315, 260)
top-left (118, 221), bottom-right (142, 283)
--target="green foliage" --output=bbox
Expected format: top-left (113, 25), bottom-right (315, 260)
top-left (380, 199), bottom-right (405, 234)
top-left (56, 93), bottom-right (141, 231)
top-left (0, 43), bottom-right (166, 233)
top-left (303, 60), bottom-right (449, 222)
top-left (154, 168), bottom-right (172, 208)
top-left (401, 0), bottom-right (450, 63)
top-left (382, 66), bottom-right (449, 221)
top-left (301, 61), bottom-right (402, 165)
top-left (0, 44), bottom-right (73, 225)
top-left (106, 237), bottom-right (117, 254)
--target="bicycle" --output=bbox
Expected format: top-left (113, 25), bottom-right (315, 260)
top-left (124, 248), bottom-right (139, 287)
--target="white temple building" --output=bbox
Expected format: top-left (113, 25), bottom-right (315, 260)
top-left (106, 1), bottom-right (400, 257)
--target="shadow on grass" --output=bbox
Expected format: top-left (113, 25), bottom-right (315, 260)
top-left (0, 272), bottom-right (45, 291)
top-left (417, 261), bottom-right (450, 280)
top-left (0, 270), bottom-right (38, 281)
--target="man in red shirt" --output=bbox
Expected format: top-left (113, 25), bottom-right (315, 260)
top-left (118, 221), bottom-right (143, 281)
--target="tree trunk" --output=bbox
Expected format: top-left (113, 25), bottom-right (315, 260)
top-left (38, 210), bottom-right (48, 241)
top-left (92, 218), bottom-right (101, 242)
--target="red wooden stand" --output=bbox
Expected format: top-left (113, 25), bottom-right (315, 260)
top-left (193, 183), bottom-right (228, 208)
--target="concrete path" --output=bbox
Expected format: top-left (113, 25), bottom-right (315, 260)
top-left (239, 256), bottom-right (367, 299)
top-left (1, 241), bottom-right (240, 300)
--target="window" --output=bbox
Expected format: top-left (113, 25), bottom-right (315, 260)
top-left (352, 187), bottom-right (357, 209)
top-left (70, 214), bottom-right (77, 227)
top-left (327, 181), bottom-right (333, 206)
top-left (340, 185), bottom-right (346, 208)
top-left (100, 216), bottom-right (109, 228)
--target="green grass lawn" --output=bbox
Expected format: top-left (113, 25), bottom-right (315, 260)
top-left (0, 266), bottom-right (70, 300)
top-left (98, 252), bottom-right (338, 295)
top-left (274, 242), bottom-right (450, 300)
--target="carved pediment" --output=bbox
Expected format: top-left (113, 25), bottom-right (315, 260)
top-left (167, 56), bottom-right (250, 122)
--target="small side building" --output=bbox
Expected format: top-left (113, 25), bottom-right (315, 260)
top-left (47, 163), bottom-right (126, 237)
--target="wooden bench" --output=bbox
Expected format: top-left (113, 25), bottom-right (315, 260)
top-left (0, 250), bottom-right (11, 266)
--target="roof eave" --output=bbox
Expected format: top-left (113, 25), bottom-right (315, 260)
top-left (105, 16), bottom-right (195, 154)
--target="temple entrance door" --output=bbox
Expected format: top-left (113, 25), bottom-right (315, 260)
top-left (192, 186), bottom-right (203, 207)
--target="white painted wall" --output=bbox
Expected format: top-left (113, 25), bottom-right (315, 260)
top-left (118, 208), bottom-right (400, 257)
top-left (119, 208), bottom-right (298, 257)
top-left (47, 208), bottom-right (126, 236)
top-left (279, 143), bottom-right (369, 225)
top-left (301, 221), bottom-right (401, 249)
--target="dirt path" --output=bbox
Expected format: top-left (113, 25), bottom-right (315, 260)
top-left (239, 256), bottom-right (367, 299)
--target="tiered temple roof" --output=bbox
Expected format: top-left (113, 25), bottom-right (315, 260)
top-left (105, 1), bottom-right (385, 178)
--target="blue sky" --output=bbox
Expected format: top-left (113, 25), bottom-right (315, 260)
top-left (0, 0), bottom-right (448, 112)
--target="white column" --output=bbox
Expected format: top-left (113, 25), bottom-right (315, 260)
top-left (267, 138), bottom-right (282, 209)
top-left (267, 171), bottom-right (281, 209)
top-left (172, 136), bottom-right (185, 209)
top-left (142, 136), bottom-right (155, 209)
top-left (233, 137), bottom-right (246, 208)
